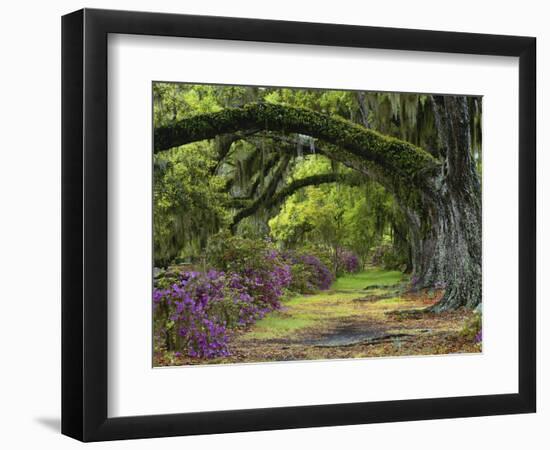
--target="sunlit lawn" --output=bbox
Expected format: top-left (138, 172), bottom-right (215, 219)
top-left (241, 270), bottom-right (408, 340)
top-left (331, 269), bottom-right (406, 291)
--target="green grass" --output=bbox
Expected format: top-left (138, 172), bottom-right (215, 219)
top-left (249, 314), bottom-right (315, 334)
top-left (243, 292), bottom-right (359, 339)
top-left (331, 270), bottom-right (406, 291)
top-left (241, 269), bottom-right (407, 340)
top-left (284, 291), bottom-right (358, 306)
top-left (377, 297), bottom-right (405, 305)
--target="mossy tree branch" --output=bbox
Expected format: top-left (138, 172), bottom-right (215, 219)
top-left (252, 133), bottom-right (426, 217)
top-left (154, 102), bottom-right (440, 186)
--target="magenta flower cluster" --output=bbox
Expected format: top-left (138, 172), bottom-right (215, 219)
top-left (154, 262), bottom-right (292, 359)
top-left (297, 254), bottom-right (335, 290)
top-left (239, 250), bottom-right (293, 311)
top-left (338, 249), bottom-right (360, 273)
top-left (281, 251), bottom-right (334, 293)
top-left (154, 271), bottom-right (230, 358)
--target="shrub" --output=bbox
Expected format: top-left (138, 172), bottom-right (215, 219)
top-left (153, 269), bottom-right (287, 359)
top-left (371, 244), bottom-right (408, 271)
top-left (337, 249), bottom-right (360, 273)
top-left (283, 250), bottom-right (334, 293)
top-left (208, 234), bottom-right (292, 310)
top-left (297, 244), bottom-right (333, 271)
top-left (288, 261), bottom-right (318, 294)
top-left (300, 254), bottom-right (334, 290)
top-left (153, 235), bottom-right (296, 359)
top-left (154, 271), bottom-right (232, 358)
top-left (207, 233), bottom-right (273, 274)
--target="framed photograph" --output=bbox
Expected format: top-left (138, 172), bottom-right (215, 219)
top-left (62, 8), bottom-right (536, 442)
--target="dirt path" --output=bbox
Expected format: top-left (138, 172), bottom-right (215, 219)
top-left (163, 270), bottom-right (480, 366)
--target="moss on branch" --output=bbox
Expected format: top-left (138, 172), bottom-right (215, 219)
top-left (154, 102), bottom-right (440, 183)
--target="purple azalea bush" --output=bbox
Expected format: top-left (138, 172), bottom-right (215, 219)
top-left (299, 254), bottom-right (334, 290)
top-left (238, 250), bottom-right (292, 311)
top-left (153, 235), bottom-right (349, 359)
top-left (154, 244), bottom-right (292, 359)
top-left (338, 249), bottom-right (360, 273)
top-left (282, 251), bottom-right (334, 293)
top-left (154, 271), bottom-right (233, 358)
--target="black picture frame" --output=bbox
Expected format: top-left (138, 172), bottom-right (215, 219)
top-left (61, 8), bottom-right (536, 442)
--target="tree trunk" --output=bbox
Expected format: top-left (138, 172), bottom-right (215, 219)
top-left (420, 96), bottom-right (482, 311)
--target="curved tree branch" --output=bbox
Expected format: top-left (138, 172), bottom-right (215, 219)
top-left (230, 172), bottom-right (363, 231)
top-left (230, 153), bottom-right (292, 229)
top-left (246, 133), bottom-right (425, 215)
top-left (154, 102), bottom-right (440, 184)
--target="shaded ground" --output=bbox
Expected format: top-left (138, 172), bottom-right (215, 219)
top-left (156, 269), bottom-right (481, 366)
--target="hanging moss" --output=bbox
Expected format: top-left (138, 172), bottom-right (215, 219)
top-left (230, 172), bottom-right (363, 230)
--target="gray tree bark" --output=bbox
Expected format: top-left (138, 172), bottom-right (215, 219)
top-left (412, 96), bottom-right (482, 310)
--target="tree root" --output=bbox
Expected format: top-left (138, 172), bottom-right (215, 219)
top-left (313, 333), bottom-right (415, 348)
top-left (363, 283), bottom-right (404, 291)
top-left (386, 309), bottom-right (435, 320)
top-left (353, 290), bottom-right (402, 303)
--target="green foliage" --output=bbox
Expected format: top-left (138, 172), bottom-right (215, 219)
top-left (297, 243), bottom-right (333, 272)
top-left (206, 232), bottom-right (274, 273)
top-left (371, 243), bottom-right (409, 271)
top-left (287, 262), bottom-right (318, 294)
top-left (268, 155), bottom-right (404, 269)
top-left (153, 142), bottom-right (229, 266)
